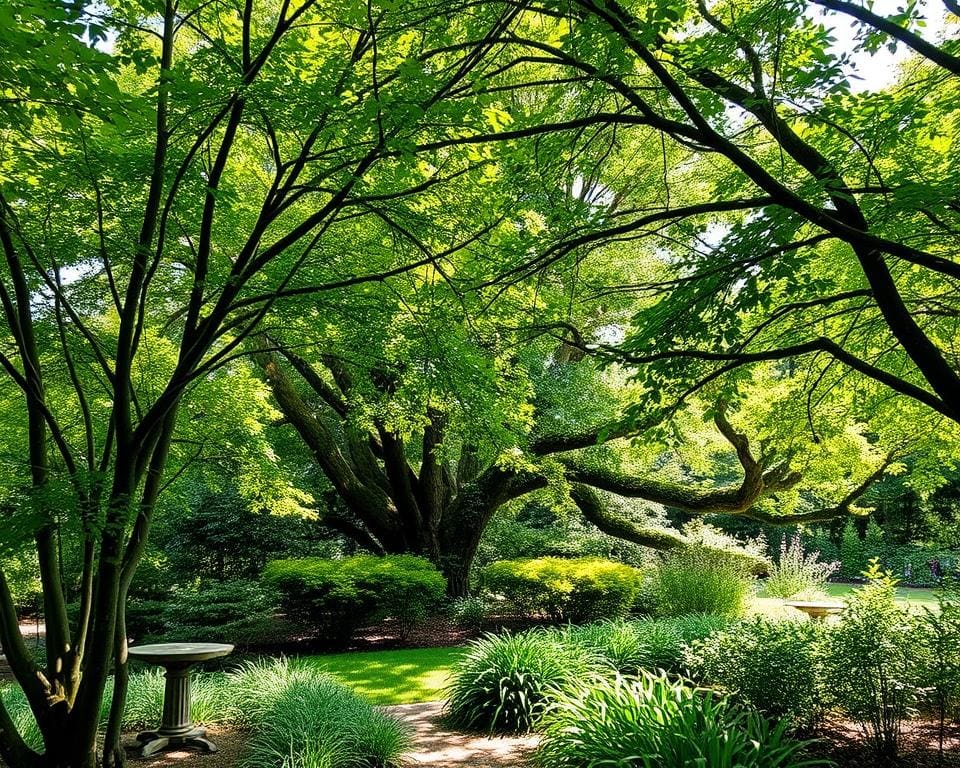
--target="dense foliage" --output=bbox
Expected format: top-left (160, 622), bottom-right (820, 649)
top-left (1, 0), bottom-right (959, 763)
top-left (685, 617), bottom-right (827, 730)
top-left (482, 557), bottom-right (644, 622)
top-left (264, 555), bottom-right (446, 644)
top-left (537, 672), bottom-right (826, 768)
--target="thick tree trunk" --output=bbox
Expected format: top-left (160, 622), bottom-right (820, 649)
top-left (441, 558), bottom-right (473, 599)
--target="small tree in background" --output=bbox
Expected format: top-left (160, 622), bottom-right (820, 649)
top-left (824, 561), bottom-right (921, 762)
top-left (840, 521), bottom-right (868, 579)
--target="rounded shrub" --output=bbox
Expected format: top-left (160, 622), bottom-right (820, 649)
top-left (445, 629), bottom-right (594, 733)
top-left (537, 671), bottom-right (828, 768)
top-left (647, 546), bottom-right (755, 617)
top-left (684, 616), bottom-right (827, 730)
top-left (448, 595), bottom-right (489, 633)
top-left (482, 556), bottom-right (644, 622)
top-left (263, 554), bottom-right (446, 644)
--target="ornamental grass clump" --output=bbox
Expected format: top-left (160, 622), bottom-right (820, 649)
top-left (764, 535), bottom-right (839, 599)
top-left (536, 671), bottom-right (828, 768)
top-left (233, 658), bottom-right (410, 768)
top-left (2, 668), bottom-right (236, 752)
top-left (562, 615), bottom-right (728, 674)
top-left (648, 546), bottom-right (755, 617)
top-left (560, 619), bottom-right (646, 673)
top-left (445, 629), bottom-right (594, 733)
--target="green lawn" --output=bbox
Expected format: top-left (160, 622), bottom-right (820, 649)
top-left (302, 646), bottom-right (462, 705)
top-left (818, 581), bottom-right (938, 605)
top-left (754, 581), bottom-right (937, 604)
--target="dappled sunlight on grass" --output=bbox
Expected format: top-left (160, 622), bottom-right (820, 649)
top-left (302, 646), bottom-right (461, 705)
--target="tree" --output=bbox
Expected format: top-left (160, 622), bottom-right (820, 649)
top-left (0, 0), bottom-right (565, 764)
top-left (480, 0), bottom-right (960, 432)
top-left (252, 291), bottom-right (899, 593)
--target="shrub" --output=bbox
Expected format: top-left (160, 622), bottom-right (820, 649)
top-left (448, 596), bottom-right (489, 634)
top-left (537, 671), bottom-right (828, 768)
top-left (482, 557), bottom-right (644, 622)
top-left (263, 555), bottom-right (446, 644)
top-left (823, 560), bottom-right (921, 761)
top-left (647, 546), bottom-right (754, 617)
top-left (563, 615), bottom-right (728, 674)
top-left (2, 551), bottom-right (43, 613)
top-left (154, 579), bottom-right (278, 645)
top-left (125, 597), bottom-right (170, 640)
top-left (914, 584), bottom-right (960, 761)
top-left (231, 659), bottom-right (410, 768)
top-left (764, 534), bottom-right (839, 599)
top-left (685, 616), bottom-right (827, 730)
top-left (445, 629), bottom-right (593, 732)
top-left (839, 520), bottom-right (867, 579)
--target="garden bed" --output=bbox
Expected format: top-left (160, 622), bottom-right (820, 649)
top-left (811, 719), bottom-right (960, 767)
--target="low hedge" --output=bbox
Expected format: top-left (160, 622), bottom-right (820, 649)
top-left (263, 554), bottom-right (445, 644)
top-left (483, 556), bottom-right (644, 622)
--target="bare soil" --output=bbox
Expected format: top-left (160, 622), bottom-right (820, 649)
top-left (808, 718), bottom-right (960, 767)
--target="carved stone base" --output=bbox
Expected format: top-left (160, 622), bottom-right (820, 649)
top-left (136, 726), bottom-right (219, 757)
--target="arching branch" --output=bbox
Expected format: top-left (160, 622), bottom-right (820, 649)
top-left (569, 483), bottom-right (687, 549)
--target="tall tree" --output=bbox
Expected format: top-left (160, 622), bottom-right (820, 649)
top-left (251, 273), bottom-right (905, 594)
top-left (481, 0), bottom-right (960, 430)
top-left (0, 1), bottom-right (560, 764)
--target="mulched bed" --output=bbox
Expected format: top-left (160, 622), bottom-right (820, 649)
top-left (237, 612), bottom-right (545, 657)
top-left (808, 719), bottom-right (960, 767)
top-left (123, 726), bottom-right (247, 768)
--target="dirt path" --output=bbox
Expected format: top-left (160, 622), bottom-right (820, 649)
top-left (386, 701), bottom-right (538, 768)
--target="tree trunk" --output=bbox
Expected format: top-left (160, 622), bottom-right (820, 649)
top-left (441, 555), bottom-right (474, 598)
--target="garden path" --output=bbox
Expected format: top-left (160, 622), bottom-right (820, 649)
top-left (386, 701), bottom-right (538, 768)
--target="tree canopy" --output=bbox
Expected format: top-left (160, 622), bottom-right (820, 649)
top-left (0, 0), bottom-right (958, 766)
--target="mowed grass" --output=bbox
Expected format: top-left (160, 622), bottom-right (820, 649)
top-left (302, 646), bottom-right (461, 705)
top-left (819, 581), bottom-right (938, 605)
top-left (754, 581), bottom-right (937, 604)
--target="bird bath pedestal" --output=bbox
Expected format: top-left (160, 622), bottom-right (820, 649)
top-left (128, 642), bottom-right (234, 757)
top-left (784, 600), bottom-right (844, 622)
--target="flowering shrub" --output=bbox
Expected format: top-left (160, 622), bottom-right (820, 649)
top-left (764, 534), bottom-right (839, 599)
